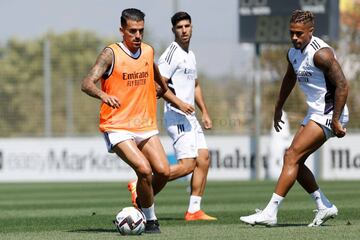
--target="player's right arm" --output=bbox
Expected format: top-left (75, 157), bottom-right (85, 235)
top-left (314, 47), bottom-right (348, 138)
top-left (274, 61), bottom-right (297, 132)
top-left (153, 63), bottom-right (194, 114)
top-left (81, 48), bottom-right (120, 109)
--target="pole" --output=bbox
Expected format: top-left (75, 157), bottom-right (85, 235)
top-left (66, 77), bottom-right (74, 136)
top-left (43, 38), bottom-right (52, 137)
top-left (173, 0), bottom-right (179, 13)
top-left (254, 43), bottom-right (262, 180)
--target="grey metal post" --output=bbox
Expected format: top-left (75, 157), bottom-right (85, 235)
top-left (254, 43), bottom-right (262, 180)
top-left (43, 39), bottom-right (52, 137)
top-left (66, 77), bottom-right (74, 136)
top-left (173, 0), bottom-right (179, 12)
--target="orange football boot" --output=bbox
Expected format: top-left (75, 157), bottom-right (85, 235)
top-left (184, 210), bottom-right (217, 221)
top-left (127, 180), bottom-right (138, 208)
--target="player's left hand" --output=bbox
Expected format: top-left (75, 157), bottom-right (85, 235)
top-left (179, 103), bottom-right (195, 115)
top-left (155, 83), bottom-right (165, 99)
top-left (202, 113), bottom-right (212, 130)
top-left (331, 120), bottom-right (346, 138)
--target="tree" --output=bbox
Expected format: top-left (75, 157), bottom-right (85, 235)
top-left (0, 31), bottom-right (114, 137)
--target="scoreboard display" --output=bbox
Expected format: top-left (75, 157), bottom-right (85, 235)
top-left (238, 0), bottom-right (339, 43)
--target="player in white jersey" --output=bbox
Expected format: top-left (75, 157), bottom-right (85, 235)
top-left (240, 10), bottom-right (349, 227)
top-left (159, 11), bottom-right (216, 221)
top-left (127, 12), bottom-right (214, 221)
top-left (288, 36), bottom-right (349, 135)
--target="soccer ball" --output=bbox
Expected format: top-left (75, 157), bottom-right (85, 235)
top-left (113, 207), bottom-right (146, 235)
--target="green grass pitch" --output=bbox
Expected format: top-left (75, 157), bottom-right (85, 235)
top-left (0, 181), bottom-right (359, 239)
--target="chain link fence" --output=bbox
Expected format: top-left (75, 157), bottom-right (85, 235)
top-left (1, 29), bottom-right (360, 138)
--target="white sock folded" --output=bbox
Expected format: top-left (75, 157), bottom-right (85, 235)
top-left (187, 195), bottom-right (202, 213)
top-left (141, 203), bottom-right (157, 221)
top-left (310, 188), bottom-right (333, 209)
top-left (263, 193), bottom-right (284, 217)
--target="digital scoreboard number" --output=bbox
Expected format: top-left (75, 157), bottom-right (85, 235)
top-left (238, 0), bottom-right (339, 43)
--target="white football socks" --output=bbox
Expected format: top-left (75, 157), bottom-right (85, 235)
top-left (187, 195), bottom-right (202, 213)
top-left (141, 203), bottom-right (157, 221)
top-left (263, 193), bottom-right (284, 217)
top-left (310, 188), bottom-right (333, 209)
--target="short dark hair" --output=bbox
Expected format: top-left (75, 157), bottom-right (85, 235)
top-left (290, 10), bottom-right (314, 26)
top-left (121, 8), bottom-right (145, 27)
top-left (171, 11), bottom-right (191, 26)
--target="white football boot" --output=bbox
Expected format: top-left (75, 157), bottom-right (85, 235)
top-left (240, 209), bottom-right (277, 227)
top-left (308, 205), bottom-right (338, 227)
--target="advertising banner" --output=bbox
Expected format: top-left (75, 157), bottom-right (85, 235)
top-left (0, 138), bottom-right (136, 182)
top-left (0, 134), bottom-right (337, 182)
top-left (322, 135), bottom-right (360, 179)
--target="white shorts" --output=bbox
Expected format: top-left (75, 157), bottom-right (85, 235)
top-left (164, 111), bottom-right (207, 160)
top-left (301, 112), bottom-right (349, 140)
top-left (103, 130), bottom-right (159, 153)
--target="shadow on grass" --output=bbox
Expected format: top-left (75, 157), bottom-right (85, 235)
top-left (241, 223), bottom-right (309, 228)
top-left (158, 217), bottom-right (185, 221)
top-left (68, 228), bottom-right (117, 233)
top-left (275, 223), bottom-right (308, 227)
top-left (242, 223), bottom-right (337, 228)
top-left (68, 218), bottom-right (184, 234)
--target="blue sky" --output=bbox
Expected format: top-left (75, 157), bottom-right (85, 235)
top-left (0, 0), bottom-right (253, 77)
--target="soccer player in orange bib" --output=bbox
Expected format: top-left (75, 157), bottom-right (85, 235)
top-left (81, 8), bottom-right (194, 234)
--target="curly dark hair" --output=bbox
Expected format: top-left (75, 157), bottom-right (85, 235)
top-left (290, 10), bottom-right (314, 26)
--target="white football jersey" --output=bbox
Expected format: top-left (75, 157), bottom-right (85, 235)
top-left (158, 42), bottom-right (197, 114)
top-left (288, 36), bottom-right (349, 118)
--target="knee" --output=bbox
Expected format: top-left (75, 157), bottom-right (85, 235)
top-left (136, 164), bottom-right (153, 182)
top-left (155, 164), bottom-right (170, 180)
top-left (283, 147), bottom-right (299, 166)
top-left (197, 154), bottom-right (210, 169)
top-left (180, 159), bottom-right (196, 175)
